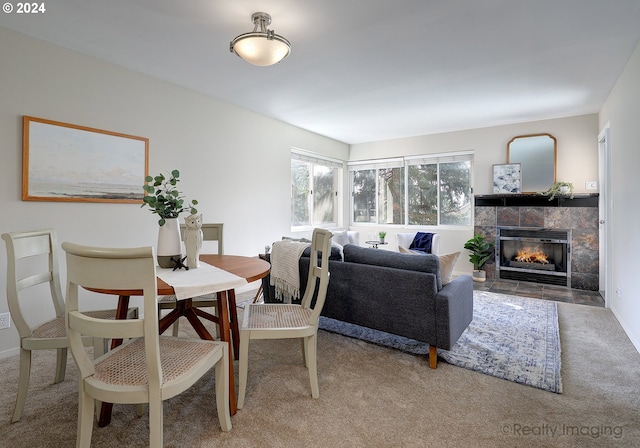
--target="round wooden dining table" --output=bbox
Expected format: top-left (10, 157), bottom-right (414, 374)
top-left (87, 254), bottom-right (270, 425)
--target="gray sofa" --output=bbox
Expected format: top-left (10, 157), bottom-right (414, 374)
top-left (262, 244), bottom-right (473, 368)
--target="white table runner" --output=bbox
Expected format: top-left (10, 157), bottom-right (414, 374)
top-left (156, 262), bottom-right (247, 301)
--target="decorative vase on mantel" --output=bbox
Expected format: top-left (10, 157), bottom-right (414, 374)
top-left (156, 218), bottom-right (182, 268)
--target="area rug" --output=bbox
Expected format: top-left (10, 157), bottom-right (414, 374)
top-left (319, 290), bottom-right (562, 393)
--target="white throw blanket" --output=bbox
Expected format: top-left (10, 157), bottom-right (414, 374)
top-left (270, 240), bottom-right (311, 303)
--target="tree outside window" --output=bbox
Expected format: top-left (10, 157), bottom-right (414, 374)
top-left (350, 154), bottom-right (472, 226)
top-left (439, 161), bottom-right (472, 225)
top-left (407, 164), bottom-right (438, 225)
top-left (352, 169), bottom-right (376, 223)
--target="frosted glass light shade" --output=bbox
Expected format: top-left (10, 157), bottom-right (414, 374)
top-left (231, 32), bottom-right (291, 66)
top-left (230, 12), bottom-right (291, 66)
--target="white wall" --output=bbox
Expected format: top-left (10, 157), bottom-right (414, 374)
top-left (0, 27), bottom-right (348, 357)
top-left (599, 40), bottom-right (640, 350)
top-left (349, 114), bottom-right (599, 273)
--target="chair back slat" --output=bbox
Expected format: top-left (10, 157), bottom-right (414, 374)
top-left (68, 311), bottom-right (144, 340)
top-left (17, 272), bottom-right (53, 291)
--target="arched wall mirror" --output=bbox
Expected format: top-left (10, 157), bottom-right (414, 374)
top-left (507, 133), bottom-right (556, 193)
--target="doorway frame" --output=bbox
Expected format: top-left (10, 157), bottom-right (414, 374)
top-left (598, 123), bottom-right (611, 307)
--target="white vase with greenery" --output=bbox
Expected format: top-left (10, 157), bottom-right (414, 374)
top-left (141, 169), bottom-right (198, 268)
top-left (156, 217), bottom-right (182, 268)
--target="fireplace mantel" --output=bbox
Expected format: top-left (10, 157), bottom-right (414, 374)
top-left (475, 194), bottom-right (598, 208)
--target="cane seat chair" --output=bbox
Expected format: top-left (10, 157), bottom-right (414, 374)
top-left (158, 223), bottom-right (223, 336)
top-left (237, 228), bottom-right (332, 409)
top-left (62, 243), bottom-right (231, 447)
top-left (1, 229), bottom-right (136, 423)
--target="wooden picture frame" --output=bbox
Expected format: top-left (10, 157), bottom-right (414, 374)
top-left (22, 116), bottom-right (149, 203)
top-left (493, 163), bottom-right (521, 194)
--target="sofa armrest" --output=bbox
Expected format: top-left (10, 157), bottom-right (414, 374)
top-left (434, 275), bottom-right (473, 350)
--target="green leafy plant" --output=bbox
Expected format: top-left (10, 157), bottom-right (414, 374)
top-left (378, 231), bottom-right (387, 239)
top-left (141, 169), bottom-right (198, 226)
top-left (540, 181), bottom-right (574, 201)
top-left (463, 233), bottom-right (494, 271)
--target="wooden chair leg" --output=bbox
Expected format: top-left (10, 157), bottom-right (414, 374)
top-left (54, 347), bottom-right (67, 383)
top-left (237, 334), bottom-right (250, 410)
top-left (429, 346), bottom-right (438, 369)
top-left (171, 318), bottom-right (180, 337)
top-left (216, 346), bottom-right (232, 431)
top-left (12, 348), bottom-right (32, 423)
top-left (307, 334), bottom-right (319, 398)
top-left (77, 383), bottom-right (95, 448)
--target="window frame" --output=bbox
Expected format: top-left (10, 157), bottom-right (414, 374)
top-left (291, 149), bottom-right (344, 231)
top-left (349, 151), bottom-right (474, 228)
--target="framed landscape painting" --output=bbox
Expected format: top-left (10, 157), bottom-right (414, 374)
top-left (22, 116), bottom-right (149, 203)
top-left (493, 163), bottom-right (521, 194)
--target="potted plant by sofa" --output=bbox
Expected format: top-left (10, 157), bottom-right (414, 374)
top-left (142, 169), bottom-right (198, 267)
top-left (463, 233), bottom-right (494, 282)
top-left (541, 181), bottom-right (574, 201)
top-left (378, 231), bottom-right (387, 243)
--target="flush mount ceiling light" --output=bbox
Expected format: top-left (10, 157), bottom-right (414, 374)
top-left (230, 12), bottom-right (291, 66)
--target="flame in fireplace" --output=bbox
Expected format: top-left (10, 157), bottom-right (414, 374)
top-left (515, 247), bottom-right (549, 264)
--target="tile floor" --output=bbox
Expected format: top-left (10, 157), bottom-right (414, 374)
top-left (473, 279), bottom-right (605, 307)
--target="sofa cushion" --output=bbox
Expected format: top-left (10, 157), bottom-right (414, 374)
top-left (343, 244), bottom-right (442, 290)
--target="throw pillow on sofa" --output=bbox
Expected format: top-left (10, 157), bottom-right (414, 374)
top-left (399, 247), bottom-right (460, 285)
top-left (302, 244), bottom-right (343, 261)
top-left (331, 230), bottom-right (351, 247)
top-left (437, 252), bottom-right (460, 285)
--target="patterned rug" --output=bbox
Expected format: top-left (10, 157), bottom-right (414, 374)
top-left (319, 290), bottom-right (562, 393)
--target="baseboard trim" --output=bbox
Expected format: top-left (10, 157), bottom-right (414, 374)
top-left (0, 346), bottom-right (19, 361)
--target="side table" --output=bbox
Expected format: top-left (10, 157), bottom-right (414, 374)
top-left (365, 240), bottom-right (388, 249)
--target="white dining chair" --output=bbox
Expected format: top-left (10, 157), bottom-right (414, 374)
top-left (1, 229), bottom-right (136, 423)
top-left (237, 228), bottom-right (332, 409)
top-left (62, 242), bottom-right (231, 447)
top-left (158, 223), bottom-right (223, 336)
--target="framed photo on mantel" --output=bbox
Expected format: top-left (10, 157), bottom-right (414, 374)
top-left (22, 116), bottom-right (149, 203)
top-left (492, 163), bottom-right (521, 194)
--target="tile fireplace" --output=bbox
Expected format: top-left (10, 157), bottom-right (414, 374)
top-left (474, 194), bottom-right (599, 290)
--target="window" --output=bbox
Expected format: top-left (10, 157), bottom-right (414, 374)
top-left (291, 150), bottom-right (343, 229)
top-left (350, 152), bottom-right (473, 226)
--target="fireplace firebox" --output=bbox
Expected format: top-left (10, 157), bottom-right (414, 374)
top-left (497, 227), bottom-right (571, 287)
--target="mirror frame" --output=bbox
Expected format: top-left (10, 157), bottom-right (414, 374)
top-left (507, 133), bottom-right (557, 193)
